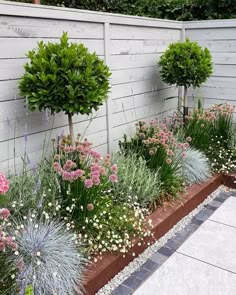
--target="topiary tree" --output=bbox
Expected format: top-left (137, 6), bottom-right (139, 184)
top-left (19, 32), bottom-right (111, 145)
top-left (158, 38), bottom-right (213, 118)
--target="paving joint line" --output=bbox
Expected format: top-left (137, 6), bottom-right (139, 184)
top-left (176, 251), bottom-right (236, 276)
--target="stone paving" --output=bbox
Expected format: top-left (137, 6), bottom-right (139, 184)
top-left (112, 191), bottom-right (236, 295)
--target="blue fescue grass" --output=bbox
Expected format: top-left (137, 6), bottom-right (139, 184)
top-left (179, 148), bottom-right (211, 185)
top-left (10, 219), bottom-right (86, 295)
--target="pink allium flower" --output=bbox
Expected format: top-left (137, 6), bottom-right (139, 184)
top-left (110, 164), bottom-right (118, 174)
top-left (100, 167), bottom-right (107, 176)
top-left (17, 259), bottom-right (24, 271)
top-left (166, 158), bottom-right (172, 164)
top-left (64, 146), bottom-right (71, 153)
top-left (186, 136), bottom-right (192, 142)
top-left (92, 175), bottom-right (101, 186)
top-left (184, 143), bottom-right (189, 148)
top-left (92, 170), bottom-right (100, 177)
top-left (91, 164), bottom-right (100, 172)
top-left (109, 174), bottom-right (118, 183)
top-left (87, 203), bottom-right (94, 211)
top-left (62, 171), bottom-right (71, 181)
top-left (182, 152), bottom-right (187, 157)
top-left (84, 179), bottom-right (93, 188)
top-left (0, 208), bottom-right (10, 219)
top-left (105, 154), bottom-right (111, 159)
top-left (77, 145), bottom-right (84, 152)
top-left (69, 146), bottom-right (75, 152)
top-left (75, 169), bottom-right (84, 178)
top-left (0, 173), bottom-right (9, 195)
top-left (65, 160), bottom-right (73, 166)
top-left (167, 149), bottom-right (174, 156)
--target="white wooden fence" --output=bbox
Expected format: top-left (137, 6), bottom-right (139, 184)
top-left (184, 20), bottom-right (236, 111)
top-left (0, 1), bottom-right (236, 174)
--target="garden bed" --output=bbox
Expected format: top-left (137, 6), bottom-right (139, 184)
top-left (83, 174), bottom-right (224, 294)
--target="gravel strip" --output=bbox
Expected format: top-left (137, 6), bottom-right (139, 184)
top-left (96, 185), bottom-right (234, 295)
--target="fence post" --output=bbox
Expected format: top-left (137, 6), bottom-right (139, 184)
top-left (104, 22), bottom-right (113, 153)
top-left (178, 23), bottom-right (186, 114)
top-left (33, 0), bottom-right (41, 4)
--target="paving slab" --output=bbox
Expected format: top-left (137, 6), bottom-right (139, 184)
top-left (178, 220), bottom-right (236, 273)
top-left (133, 252), bottom-right (236, 295)
top-left (209, 196), bottom-right (236, 228)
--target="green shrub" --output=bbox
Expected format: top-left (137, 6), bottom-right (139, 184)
top-left (19, 32), bottom-right (111, 145)
top-left (112, 152), bottom-right (161, 209)
top-left (159, 38), bottom-right (213, 117)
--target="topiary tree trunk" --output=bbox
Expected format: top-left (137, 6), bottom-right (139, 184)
top-left (68, 113), bottom-right (75, 146)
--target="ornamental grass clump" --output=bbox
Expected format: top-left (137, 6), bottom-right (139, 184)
top-left (112, 152), bottom-right (161, 209)
top-left (119, 120), bottom-right (187, 199)
top-left (178, 148), bottom-right (211, 185)
top-left (9, 219), bottom-right (85, 295)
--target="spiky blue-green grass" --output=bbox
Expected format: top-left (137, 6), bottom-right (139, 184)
top-left (179, 148), bottom-right (211, 185)
top-left (11, 219), bottom-right (85, 295)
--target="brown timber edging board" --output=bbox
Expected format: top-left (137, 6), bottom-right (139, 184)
top-left (83, 174), bottom-right (222, 295)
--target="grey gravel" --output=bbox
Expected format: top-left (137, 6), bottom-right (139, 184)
top-left (96, 185), bottom-right (234, 295)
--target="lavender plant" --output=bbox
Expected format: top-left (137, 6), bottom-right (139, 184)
top-left (9, 219), bottom-right (85, 295)
top-left (178, 148), bottom-right (211, 185)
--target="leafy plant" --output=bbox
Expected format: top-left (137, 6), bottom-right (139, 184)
top-left (9, 219), bottom-right (85, 295)
top-left (51, 135), bottom-right (152, 257)
top-left (19, 32), bottom-right (111, 145)
top-left (159, 38), bottom-right (213, 117)
top-left (178, 148), bottom-right (211, 185)
top-left (119, 120), bottom-right (186, 199)
top-left (112, 152), bottom-right (161, 209)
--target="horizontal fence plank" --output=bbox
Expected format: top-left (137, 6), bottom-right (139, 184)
top-left (0, 38), bottom-right (104, 59)
top-left (112, 66), bottom-right (158, 85)
top-left (111, 53), bottom-right (161, 70)
top-left (213, 64), bottom-right (236, 77)
top-left (0, 16), bottom-right (104, 39)
top-left (204, 77), bottom-right (236, 89)
top-left (184, 20), bottom-right (236, 29)
top-left (195, 40), bottom-right (236, 53)
top-left (212, 53), bottom-right (236, 65)
top-left (111, 39), bottom-right (172, 55)
top-left (0, 119), bottom-right (107, 162)
top-left (112, 97), bottom-right (177, 140)
top-left (0, 1), bottom-right (183, 29)
top-left (112, 87), bottom-right (178, 113)
top-left (186, 27), bottom-right (236, 41)
top-left (0, 111), bottom-right (107, 144)
top-left (190, 86), bottom-right (236, 101)
top-left (111, 79), bottom-right (167, 99)
top-left (0, 98), bottom-right (106, 122)
top-left (111, 24), bottom-right (180, 40)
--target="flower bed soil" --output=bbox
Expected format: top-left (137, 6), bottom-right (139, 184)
top-left (83, 174), bottom-right (228, 295)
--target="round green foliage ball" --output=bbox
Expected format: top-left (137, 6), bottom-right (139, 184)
top-left (19, 32), bottom-right (111, 116)
top-left (158, 38), bottom-right (213, 89)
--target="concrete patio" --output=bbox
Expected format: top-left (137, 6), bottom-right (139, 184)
top-left (113, 192), bottom-right (236, 295)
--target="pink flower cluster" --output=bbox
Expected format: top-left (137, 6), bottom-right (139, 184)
top-left (53, 137), bottom-right (118, 188)
top-left (136, 121), bottom-right (189, 165)
top-left (0, 173), bottom-right (9, 195)
top-left (0, 209), bottom-right (18, 252)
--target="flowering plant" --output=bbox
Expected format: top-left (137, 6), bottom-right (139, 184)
top-left (52, 135), bottom-right (118, 224)
top-left (119, 120), bottom-right (187, 198)
top-left (0, 207), bottom-right (18, 294)
top-left (0, 172), bottom-right (9, 195)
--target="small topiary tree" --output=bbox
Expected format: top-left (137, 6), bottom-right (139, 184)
top-left (158, 38), bottom-right (213, 118)
top-left (19, 32), bottom-right (111, 145)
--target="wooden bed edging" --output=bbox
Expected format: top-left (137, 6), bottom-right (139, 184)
top-left (83, 174), bottom-right (222, 294)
